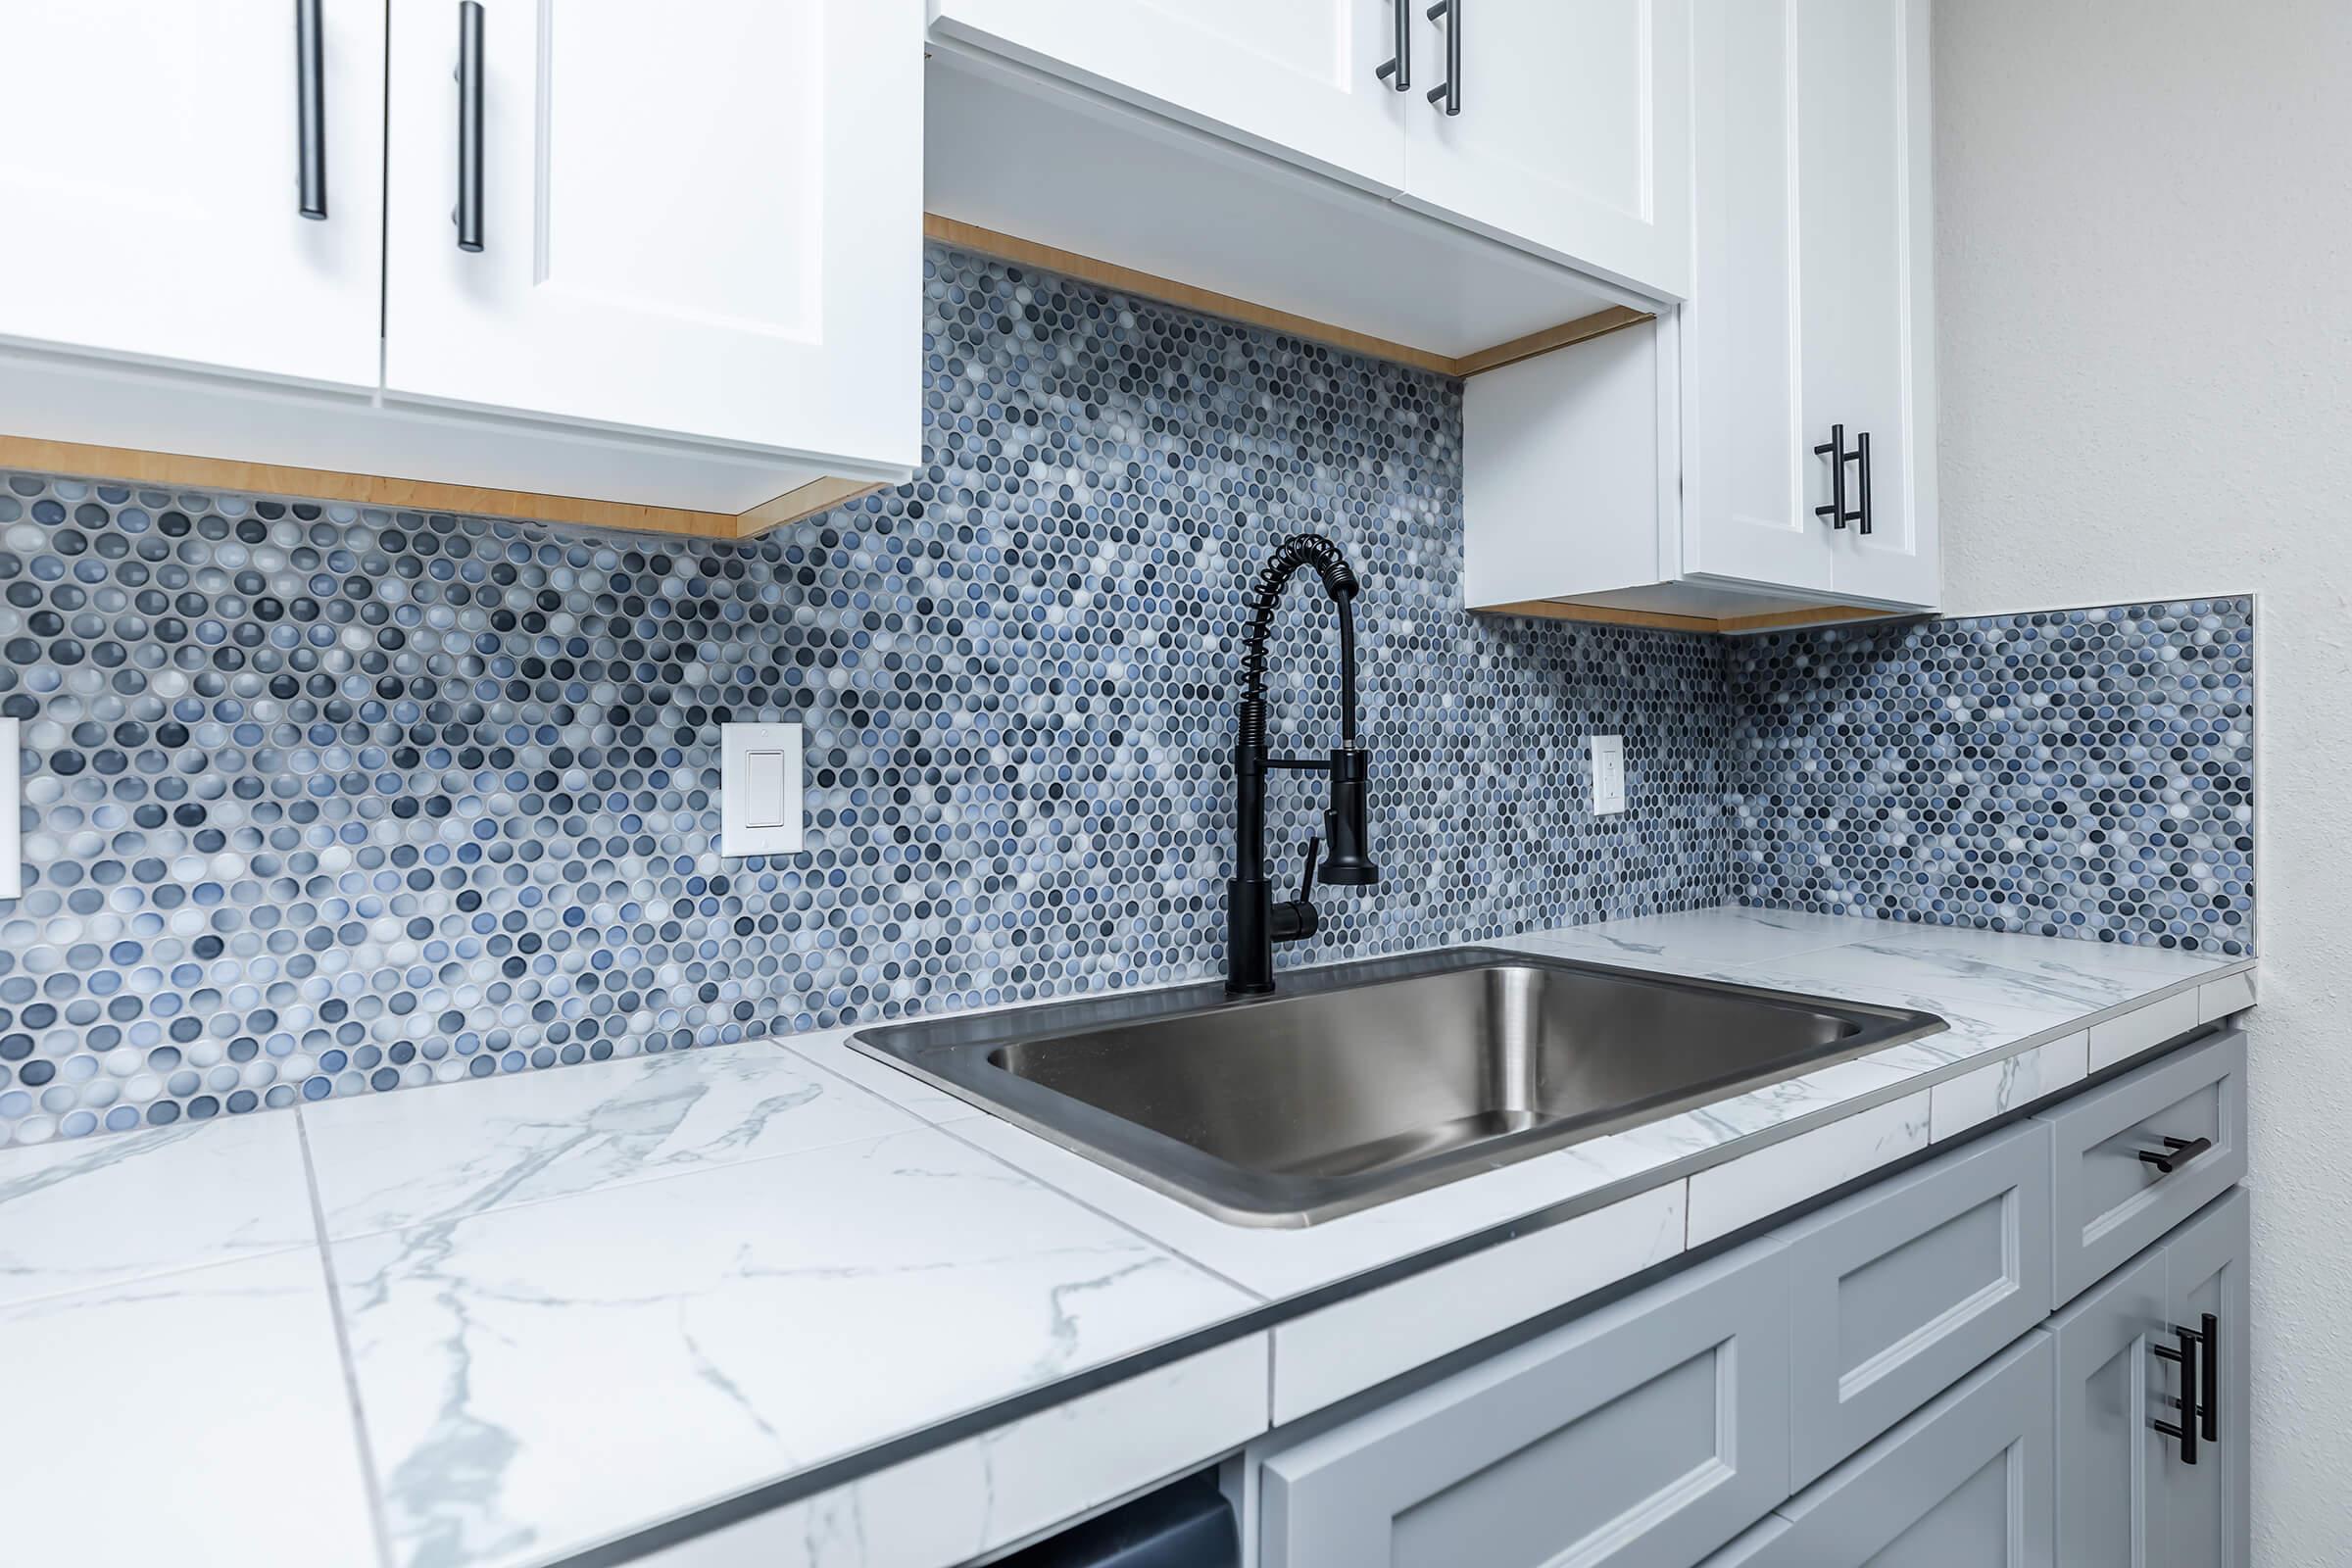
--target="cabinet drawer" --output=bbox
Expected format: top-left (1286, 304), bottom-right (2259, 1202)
top-left (1774, 1119), bottom-right (2053, 1490)
top-left (1260, 1239), bottom-right (1790, 1568)
top-left (2035, 1031), bottom-right (2245, 1304)
top-left (1699, 1332), bottom-right (2056, 1568)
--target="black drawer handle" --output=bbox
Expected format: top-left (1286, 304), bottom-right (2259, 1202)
top-left (2137, 1135), bottom-right (2213, 1175)
top-left (1376, 0), bottom-right (1410, 88)
top-left (296, 0), bottom-right (328, 220)
top-left (455, 0), bottom-right (486, 252)
top-left (2152, 1319), bottom-right (2207, 1465)
top-left (1424, 0), bottom-right (1460, 115)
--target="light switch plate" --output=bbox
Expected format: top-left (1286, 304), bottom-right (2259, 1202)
top-left (720, 722), bottom-right (805, 858)
top-left (0, 717), bottom-right (18, 900)
top-left (1592, 733), bottom-right (1626, 815)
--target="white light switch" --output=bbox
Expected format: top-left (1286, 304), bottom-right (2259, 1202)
top-left (0, 717), bottom-right (18, 900)
top-left (1592, 733), bottom-right (1626, 816)
top-left (721, 722), bottom-right (804, 857)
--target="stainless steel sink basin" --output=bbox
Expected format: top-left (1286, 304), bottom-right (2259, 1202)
top-left (851, 947), bottom-right (1945, 1226)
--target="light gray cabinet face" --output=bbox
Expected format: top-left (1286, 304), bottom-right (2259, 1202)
top-left (1259, 1240), bottom-right (1790, 1568)
top-left (1778, 1119), bottom-right (2054, 1490)
top-left (2038, 1031), bottom-right (2245, 1303)
top-left (1702, 1333), bottom-right (2056, 1568)
top-left (2049, 1246), bottom-right (2168, 1566)
top-left (2161, 1190), bottom-right (2250, 1568)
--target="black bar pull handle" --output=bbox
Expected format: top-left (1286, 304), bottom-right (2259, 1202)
top-left (2199, 1310), bottom-right (2220, 1443)
top-left (2137, 1135), bottom-right (2214, 1176)
top-left (1813, 424), bottom-right (1850, 529)
top-left (2152, 1321), bottom-right (2205, 1466)
top-left (296, 0), bottom-right (328, 220)
top-left (1377, 0), bottom-right (1410, 88)
top-left (1853, 429), bottom-right (1874, 535)
top-left (1425, 1), bottom-right (1460, 115)
top-left (455, 0), bottom-right (486, 252)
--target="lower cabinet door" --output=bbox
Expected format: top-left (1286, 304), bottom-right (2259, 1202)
top-left (1702, 1332), bottom-right (2056, 1568)
top-left (1258, 1239), bottom-right (1790, 1568)
top-left (2049, 1245), bottom-right (2169, 1565)
top-left (2160, 1190), bottom-right (2251, 1568)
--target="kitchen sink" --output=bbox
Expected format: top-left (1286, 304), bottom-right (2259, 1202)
top-left (850, 948), bottom-right (1945, 1226)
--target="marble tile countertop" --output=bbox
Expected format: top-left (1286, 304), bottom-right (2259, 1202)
top-left (0, 907), bottom-right (2256, 1568)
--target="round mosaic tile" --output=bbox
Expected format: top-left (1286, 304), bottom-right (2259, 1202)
top-left (0, 243), bottom-right (1742, 1144)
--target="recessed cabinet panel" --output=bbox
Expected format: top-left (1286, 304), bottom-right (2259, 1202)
top-left (0, 0), bottom-right (384, 389)
top-left (1261, 1239), bottom-right (1789, 1568)
top-left (2160, 1191), bottom-right (2250, 1568)
top-left (384, 0), bottom-right (921, 466)
top-left (929, 0), bottom-right (1408, 192)
top-left (1795, 0), bottom-right (1937, 608)
top-left (1398, 0), bottom-right (1692, 298)
top-left (2049, 1247), bottom-right (2168, 1567)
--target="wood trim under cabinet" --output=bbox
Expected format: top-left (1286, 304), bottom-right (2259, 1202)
top-left (924, 215), bottom-right (1651, 380)
top-left (1475, 597), bottom-right (1914, 637)
top-left (0, 436), bottom-right (881, 542)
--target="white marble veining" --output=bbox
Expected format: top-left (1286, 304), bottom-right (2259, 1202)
top-left (303, 1039), bottom-right (918, 1239)
top-left (654, 1337), bottom-right (1269, 1568)
top-left (331, 1123), bottom-right (1256, 1568)
top-left (0, 1111), bottom-right (315, 1308)
top-left (1931, 1031), bottom-right (2091, 1141)
top-left (0, 1247), bottom-right (380, 1568)
top-left (0, 905), bottom-right (2258, 1568)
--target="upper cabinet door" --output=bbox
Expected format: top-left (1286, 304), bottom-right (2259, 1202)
top-left (1799, 0), bottom-right (1937, 609)
top-left (0, 0), bottom-right (384, 390)
top-left (1682, 0), bottom-right (1936, 611)
top-left (928, 0), bottom-right (1408, 193)
top-left (383, 0), bottom-right (922, 468)
top-left (1396, 0), bottom-right (1692, 300)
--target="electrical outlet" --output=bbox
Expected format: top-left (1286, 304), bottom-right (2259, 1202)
top-left (1592, 733), bottom-right (1626, 815)
top-left (720, 722), bottom-right (805, 857)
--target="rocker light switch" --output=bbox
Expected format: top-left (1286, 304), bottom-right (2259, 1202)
top-left (721, 722), bottom-right (804, 858)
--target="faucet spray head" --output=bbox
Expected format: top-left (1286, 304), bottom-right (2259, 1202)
top-left (1320, 748), bottom-right (1380, 886)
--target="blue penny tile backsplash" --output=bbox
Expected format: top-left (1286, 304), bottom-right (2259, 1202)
top-left (1729, 601), bottom-right (2255, 955)
top-left (0, 244), bottom-right (1740, 1147)
top-left (0, 241), bottom-right (2256, 1148)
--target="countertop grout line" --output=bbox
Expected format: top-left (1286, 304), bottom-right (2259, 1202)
top-left (296, 1106), bottom-right (399, 1568)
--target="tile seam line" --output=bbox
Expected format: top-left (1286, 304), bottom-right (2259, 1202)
top-left (297, 1105), bottom-right (399, 1568)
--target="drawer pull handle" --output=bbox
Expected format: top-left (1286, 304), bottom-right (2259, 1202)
top-left (1377, 0), bottom-right (1410, 88)
top-left (296, 0), bottom-right (328, 220)
top-left (1424, 0), bottom-right (1460, 115)
top-left (2137, 1135), bottom-right (2213, 1175)
top-left (2152, 1319), bottom-right (2208, 1465)
top-left (454, 0), bottom-right (486, 253)
top-left (2197, 1309), bottom-right (2220, 1443)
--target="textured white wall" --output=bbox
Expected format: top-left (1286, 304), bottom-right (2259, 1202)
top-left (1935, 1), bottom-right (2352, 1557)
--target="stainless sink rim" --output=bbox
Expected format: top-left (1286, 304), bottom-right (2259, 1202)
top-left (849, 946), bottom-right (1947, 1228)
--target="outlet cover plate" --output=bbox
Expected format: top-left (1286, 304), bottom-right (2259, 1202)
top-left (721, 722), bottom-right (805, 858)
top-left (1592, 733), bottom-right (1626, 815)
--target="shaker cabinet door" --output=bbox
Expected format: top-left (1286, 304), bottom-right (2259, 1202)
top-left (2159, 1190), bottom-right (2251, 1568)
top-left (1397, 0), bottom-right (1692, 299)
top-left (0, 0), bottom-right (384, 389)
top-left (383, 0), bottom-right (922, 467)
top-left (928, 0), bottom-right (1409, 192)
top-left (2048, 1247), bottom-right (2169, 1567)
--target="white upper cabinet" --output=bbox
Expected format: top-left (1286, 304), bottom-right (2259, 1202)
top-left (1397, 0), bottom-right (1692, 299)
top-left (0, 0), bottom-right (385, 390)
top-left (1683, 0), bottom-right (1936, 610)
top-left (1465, 0), bottom-right (1938, 627)
top-left (384, 0), bottom-right (921, 468)
top-left (927, 0), bottom-right (1410, 192)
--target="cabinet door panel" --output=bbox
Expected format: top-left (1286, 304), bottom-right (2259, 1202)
top-left (1680, 0), bottom-right (1831, 594)
top-left (1261, 1240), bottom-right (1788, 1568)
top-left (1779, 1121), bottom-right (2054, 1490)
top-left (384, 0), bottom-right (920, 466)
top-left (2048, 1247), bottom-right (2167, 1567)
top-left (1713, 1333), bottom-right (2055, 1568)
top-left (1398, 0), bottom-right (1691, 298)
top-left (0, 0), bottom-right (383, 388)
top-left (2161, 1190), bottom-right (2250, 1568)
top-left (1796, 0), bottom-right (1936, 607)
top-left (930, 0), bottom-right (1407, 191)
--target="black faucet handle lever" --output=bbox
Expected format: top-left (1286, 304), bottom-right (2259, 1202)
top-left (1295, 836), bottom-right (1322, 904)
